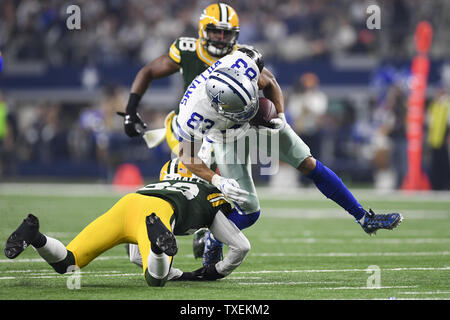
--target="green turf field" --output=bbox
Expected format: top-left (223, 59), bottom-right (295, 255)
top-left (0, 184), bottom-right (449, 301)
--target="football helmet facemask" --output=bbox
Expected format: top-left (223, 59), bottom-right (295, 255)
top-left (199, 3), bottom-right (239, 57)
top-left (206, 67), bottom-right (259, 124)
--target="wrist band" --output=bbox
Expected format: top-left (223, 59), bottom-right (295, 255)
top-left (125, 93), bottom-right (142, 113)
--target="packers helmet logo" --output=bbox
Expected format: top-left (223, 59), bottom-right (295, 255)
top-left (199, 3), bottom-right (239, 57)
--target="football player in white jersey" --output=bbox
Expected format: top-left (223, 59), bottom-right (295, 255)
top-left (175, 47), bottom-right (403, 267)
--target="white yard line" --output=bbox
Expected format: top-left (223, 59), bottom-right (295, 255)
top-left (2, 183), bottom-right (450, 202)
top-left (319, 286), bottom-right (418, 290)
top-left (1, 250), bottom-right (449, 264)
top-left (0, 255), bottom-right (128, 263)
top-left (398, 291), bottom-right (450, 295)
top-left (2, 249), bottom-right (449, 265)
top-left (249, 251), bottom-right (450, 257)
top-left (261, 238), bottom-right (450, 244)
top-left (233, 266), bottom-right (450, 275)
top-left (260, 208), bottom-right (449, 219)
top-left (0, 266), bottom-right (448, 282)
top-left (239, 281), bottom-right (341, 285)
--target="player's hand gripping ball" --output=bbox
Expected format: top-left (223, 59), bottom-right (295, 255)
top-left (249, 97), bottom-right (278, 128)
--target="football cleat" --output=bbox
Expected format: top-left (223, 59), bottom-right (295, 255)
top-left (4, 214), bottom-right (40, 259)
top-left (357, 209), bottom-right (403, 235)
top-left (146, 213), bottom-right (178, 256)
top-left (193, 228), bottom-right (208, 259)
top-left (202, 230), bottom-right (223, 267)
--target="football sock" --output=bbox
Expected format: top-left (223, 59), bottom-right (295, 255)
top-left (145, 251), bottom-right (170, 286)
top-left (306, 160), bottom-right (366, 220)
top-left (33, 235), bottom-right (68, 264)
top-left (227, 209), bottom-right (260, 230)
top-left (33, 235), bottom-right (76, 274)
top-left (147, 251), bottom-right (170, 279)
top-left (128, 244), bottom-right (143, 267)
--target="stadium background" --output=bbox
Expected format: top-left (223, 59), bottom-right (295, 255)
top-left (0, 0), bottom-right (449, 189)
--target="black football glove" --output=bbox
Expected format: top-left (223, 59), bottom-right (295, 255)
top-left (173, 265), bottom-right (224, 281)
top-left (117, 111), bottom-right (148, 137)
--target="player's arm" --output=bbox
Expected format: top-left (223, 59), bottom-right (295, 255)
top-left (179, 139), bottom-right (216, 182)
top-left (119, 54), bottom-right (180, 137)
top-left (176, 211), bottom-right (251, 281)
top-left (257, 67), bottom-right (287, 130)
top-left (179, 139), bottom-right (249, 205)
top-left (258, 67), bottom-right (284, 113)
top-left (130, 54), bottom-right (180, 97)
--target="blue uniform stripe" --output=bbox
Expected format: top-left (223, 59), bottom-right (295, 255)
top-left (209, 75), bottom-right (247, 106)
top-left (176, 120), bottom-right (195, 142)
top-left (215, 69), bottom-right (253, 102)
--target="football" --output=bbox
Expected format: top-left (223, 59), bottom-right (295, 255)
top-left (249, 97), bottom-right (278, 127)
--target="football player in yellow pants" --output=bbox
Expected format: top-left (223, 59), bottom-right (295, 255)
top-left (4, 159), bottom-right (251, 287)
top-left (5, 194), bottom-right (177, 287)
top-left (66, 194), bottom-right (176, 286)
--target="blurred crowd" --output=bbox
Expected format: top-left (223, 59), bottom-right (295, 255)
top-left (0, 86), bottom-right (170, 181)
top-left (2, 0), bottom-right (450, 66)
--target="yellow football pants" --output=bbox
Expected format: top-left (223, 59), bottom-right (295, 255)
top-left (66, 193), bottom-right (174, 275)
top-left (165, 111), bottom-right (180, 156)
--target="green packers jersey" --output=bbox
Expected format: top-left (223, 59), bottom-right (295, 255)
top-left (136, 177), bottom-right (230, 235)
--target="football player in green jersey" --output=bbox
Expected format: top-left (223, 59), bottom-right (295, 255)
top-left (118, 3), bottom-right (282, 156)
top-left (4, 158), bottom-right (250, 287)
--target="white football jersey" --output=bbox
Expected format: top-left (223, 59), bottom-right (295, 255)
top-left (176, 50), bottom-right (260, 144)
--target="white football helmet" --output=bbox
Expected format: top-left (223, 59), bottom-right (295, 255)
top-left (206, 67), bottom-right (259, 124)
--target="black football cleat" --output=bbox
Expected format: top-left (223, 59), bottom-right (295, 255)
top-left (5, 214), bottom-right (40, 259)
top-left (146, 213), bottom-right (178, 256)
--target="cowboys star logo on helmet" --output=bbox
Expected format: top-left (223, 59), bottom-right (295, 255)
top-left (206, 67), bottom-right (259, 124)
top-left (210, 91), bottom-right (224, 105)
top-left (199, 3), bottom-right (239, 57)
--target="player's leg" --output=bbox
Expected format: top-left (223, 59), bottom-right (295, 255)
top-left (126, 243), bottom-right (143, 267)
top-left (4, 214), bottom-right (74, 274)
top-left (165, 111), bottom-right (181, 156)
top-left (65, 194), bottom-right (140, 269)
top-left (6, 202), bottom-right (134, 274)
top-left (128, 195), bottom-right (177, 287)
top-left (213, 138), bottom-right (261, 225)
top-left (198, 139), bottom-right (260, 267)
top-left (277, 125), bottom-right (403, 234)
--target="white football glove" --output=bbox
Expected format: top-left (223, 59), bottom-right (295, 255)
top-left (211, 174), bottom-right (249, 205)
top-left (268, 112), bottom-right (287, 131)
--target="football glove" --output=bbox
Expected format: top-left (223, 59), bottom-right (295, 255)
top-left (211, 174), bottom-right (249, 205)
top-left (117, 111), bottom-right (148, 137)
top-left (175, 265), bottom-right (224, 281)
